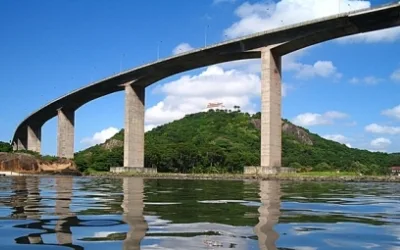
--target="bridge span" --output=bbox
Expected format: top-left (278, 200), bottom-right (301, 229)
top-left (12, 3), bottom-right (400, 173)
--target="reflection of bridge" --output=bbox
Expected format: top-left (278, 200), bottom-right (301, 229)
top-left (7, 177), bottom-right (141, 249)
top-left (11, 177), bottom-right (84, 249)
top-left (4, 177), bottom-right (284, 249)
top-left (255, 181), bottom-right (281, 250)
top-left (12, 3), bottom-right (400, 172)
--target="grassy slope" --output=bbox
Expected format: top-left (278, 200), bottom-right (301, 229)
top-left (75, 110), bottom-right (400, 174)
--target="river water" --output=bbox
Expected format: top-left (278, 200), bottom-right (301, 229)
top-left (0, 177), bottom-right (399, 249)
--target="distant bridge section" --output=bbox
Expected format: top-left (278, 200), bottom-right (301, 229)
top-left (12, 3), bottom-right (400, 173)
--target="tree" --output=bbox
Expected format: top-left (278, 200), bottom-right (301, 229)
top-left (73, 112), bottom-right (400, 175)
top-left (0, 141), bottom-right (12, 152)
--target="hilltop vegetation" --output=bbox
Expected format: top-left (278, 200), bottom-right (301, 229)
top-left (0, 141), bottom-right (12, 153)
top-left (74, 110), bottom-right (400, 175)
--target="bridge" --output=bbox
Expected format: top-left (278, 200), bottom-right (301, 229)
top-left (12, 3), bottom-right (400, 173)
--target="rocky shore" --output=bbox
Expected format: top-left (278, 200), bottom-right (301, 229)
top-left (0, 152), bottom-right (81, 175)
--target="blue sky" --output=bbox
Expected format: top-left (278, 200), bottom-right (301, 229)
top-left (1, 0), bottom-right (400, 155)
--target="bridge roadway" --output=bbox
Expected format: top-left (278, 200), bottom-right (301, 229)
top-left (12, 3), bottom-right (400, 173)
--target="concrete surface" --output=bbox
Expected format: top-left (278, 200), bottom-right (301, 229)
top-left (244, 166), bottom-right (296, 175)
top-left (57, 109), bottom-right (75, 159)
top-left (124, 85), bottom-right (145, 168)
top-left (110, 167), bottom-right (157, 174)
top-left (27, 125), bottom-right (41, 153)
top-left (17, 138), bottom-right (26, 151)
top-left (261, 47), bottom-right (282, 169)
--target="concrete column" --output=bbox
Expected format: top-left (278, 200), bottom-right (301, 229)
top-left (122, 177), bottom-right (147, 250)
top-left (261, 47), bottom-right (282, 171)
top-left (27, 125), bottom-right (41, 153)
top-left (124, 85), bottom-right (145, 168)
top-left (254, 181), bottom-right (281, 250)
top-left (17, 138), bottom-right (27, 151)
top-left (57, 108), bottom-right (75, 159)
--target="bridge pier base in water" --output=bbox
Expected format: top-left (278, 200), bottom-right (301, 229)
top-left (57, 108), bottom-right (75, 159)
top-left (260, 46), bottom-right (282, 173)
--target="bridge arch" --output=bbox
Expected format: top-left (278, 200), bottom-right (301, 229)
top-left (11, 3), bottom-right (400, 172)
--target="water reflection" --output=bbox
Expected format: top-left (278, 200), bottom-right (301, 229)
top-left (54, 177), bottom-right (74, 246)
top-left (255, 181), bottom-right (281, 250)
top-left (13, 177), bottom-right (83, 249)
top-left (0, 177), bottom-right (397, 249)
top-left (121, 177), bottom-right (147, 250)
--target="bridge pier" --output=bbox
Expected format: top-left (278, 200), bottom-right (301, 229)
top-left (27, 125), bottom-right (41, 153)
top-left (260, 47), bottom-right (282, 173)
top-left (123, 85), bottom-right (145, 169)
top-left (57, 108), bottom-right (75, 159)
top-left (15, 137), bottom-right (27, 151)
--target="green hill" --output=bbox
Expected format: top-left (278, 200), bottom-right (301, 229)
top-left (74, 110), bottom-right (400, 175)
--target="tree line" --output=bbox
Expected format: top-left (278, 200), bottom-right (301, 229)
top-left (74, 110), bottom-right (400, 175)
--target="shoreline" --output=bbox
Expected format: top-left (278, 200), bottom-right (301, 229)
top-left (1, 171), bottom-right (399, 183)
top-left (85, 172), bottom-right (400, 183)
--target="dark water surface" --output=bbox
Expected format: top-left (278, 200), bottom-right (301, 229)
top-left (0, 177), bottom-right (399, 249)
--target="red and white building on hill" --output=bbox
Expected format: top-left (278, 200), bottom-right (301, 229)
top-left (206, 102), bottom-right (225, 110)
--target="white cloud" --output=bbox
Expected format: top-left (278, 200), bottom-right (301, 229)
top-left (370, 137), bottom-right (392, 150)
top-left (382, 105), bottom-right (400, 120)
top-left (145, 65), bottom-right (261, 128)
top-left (293, 60), bottom-right (341, 79)
top-left (391, 68), bottom-right (400, 81)
top-left (349, 76), bottom-right (383, 85)
top-left (349, 77), bottom-right (359, 84)
top-left (338, 28), bottom-right (400, 44)
top-left (282, 83), bottom-right (294, 97)
top-left (283, 49), bottom-right (341, 79)
top-left (322, 134), bottom-right (349, 144)
top-left (172, 43), bottom-right (194, 55)
top-left (213, 0), bottom-right (235, 4)
top-left (345, 121), bottom-right (357, 126)
top-left (370, 137), bottom-right (392, 149)
top-left (145, 124), bottom-right (157, 132)
top-left (365, 123), bottom-right (400, 135)
top-left (224, 0), bottom-right (400, 43)
top-left (80, 127), bottom-right (119, 147)
top-left (218, 59), bottom-right (261, 74)
top-left (219, 47), bottom-right (341, 80)
top-left (292, 111), bottom-right (348, 127)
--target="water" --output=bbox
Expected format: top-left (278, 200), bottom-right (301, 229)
top-left (0, 177), bottom-right (399, 249)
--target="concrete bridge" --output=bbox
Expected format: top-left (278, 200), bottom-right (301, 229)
top-left (12, 3), bottom-right (400, 173)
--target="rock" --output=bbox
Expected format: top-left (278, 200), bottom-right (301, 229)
top-left (102, 138), bottom-right (123, 151)
top-left (250, 119), bottom-right (313, 146)
top-left (282, 121), bottom-right (313, 146)
top-left (0, 152), bottom-right (81, 175)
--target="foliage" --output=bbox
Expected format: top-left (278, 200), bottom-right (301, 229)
top-left (74, 111), bottom-right (400, 174)
top-left (0, 141), bottom-right (12, 152)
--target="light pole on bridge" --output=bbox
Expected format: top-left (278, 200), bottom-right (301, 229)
top-left (204, 24), bottom-right (209, 47)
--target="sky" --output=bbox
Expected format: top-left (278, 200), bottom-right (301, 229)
top-left (1, 0), bottom-right (400, 155)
